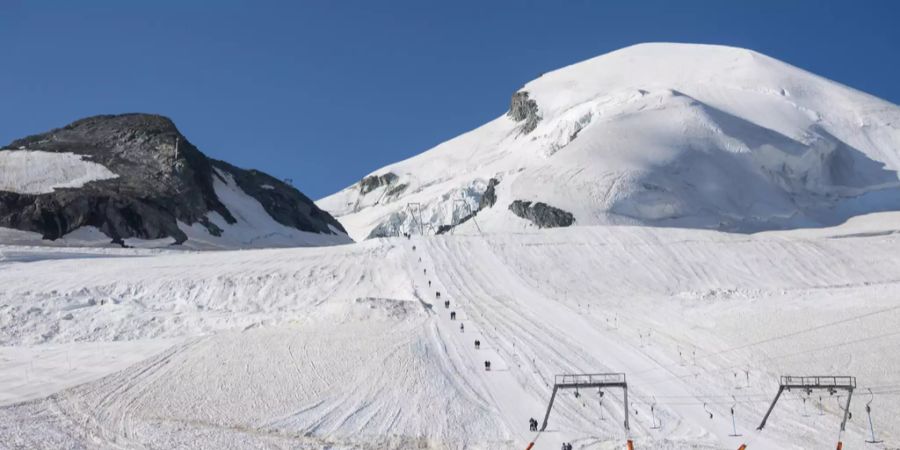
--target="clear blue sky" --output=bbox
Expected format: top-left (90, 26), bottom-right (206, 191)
top-left (2, 1), bottom-right (898, 199)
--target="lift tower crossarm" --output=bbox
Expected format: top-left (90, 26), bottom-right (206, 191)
top-left (540, 373), bottom-right (630, 432)
top-left (757, 375), bottom-right (856, 432)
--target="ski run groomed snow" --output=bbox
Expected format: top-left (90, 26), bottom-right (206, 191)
top-left (2, 211), bottom-right (900, 449)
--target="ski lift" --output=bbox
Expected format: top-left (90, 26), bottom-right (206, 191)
top-left (834, 395), bottom-right (852, 420)
top-left (729, 396), bottom-right (741, 437)
top-left (597, 389), bottom-right (605, 420)
top-left (703, 402), bottom-right (713, 419)
top-left (864, 388), bottom-right (883, 444)
top-left (800, 393), bottom-right (810, 418)
top-left (650, 396), bottom-right (660, 429)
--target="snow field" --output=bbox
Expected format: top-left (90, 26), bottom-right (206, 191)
top-left (1, 214), bottom-right (900, 448)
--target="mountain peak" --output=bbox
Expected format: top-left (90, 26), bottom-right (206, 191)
top-left (320, 43), bottom-right (900, 240)
top-left (1, 114), bottom-right (350, 249)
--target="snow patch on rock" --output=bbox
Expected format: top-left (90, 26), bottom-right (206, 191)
top-left (0, 150), bottom-right (118, 194)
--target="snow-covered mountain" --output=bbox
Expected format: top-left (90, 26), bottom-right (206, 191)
top-left (0, 114), bottom-right (350, 249)
top-left (319, 43), bottom-right (900, 241)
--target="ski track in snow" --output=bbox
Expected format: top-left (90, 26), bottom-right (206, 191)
top-left (2, 215), bottom-right (900, 449)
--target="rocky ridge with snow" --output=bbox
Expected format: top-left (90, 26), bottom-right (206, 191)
top-left (0, 114), bottom-right (348, 248)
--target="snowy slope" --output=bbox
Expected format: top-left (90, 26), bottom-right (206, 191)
top-left (175, 169), bottom-right (352, 249)
top-left (2, 214), bottom-right (900, 449)
top-left (319, 43), bottom-right (900, 241)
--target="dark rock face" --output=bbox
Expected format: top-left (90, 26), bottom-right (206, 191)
top-left (507, 91), bottom-right (540, 134)
top-left (359, 172), bottom-right (399, 195)
top-left (508, 200), bottom-right (575, 228)
top-left (478, 178), bottom-right (499, 210)
top-left (0, 113), bottom-right (346, 245)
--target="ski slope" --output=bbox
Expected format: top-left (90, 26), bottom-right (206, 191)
top-left (2, 212), bottom-right (900, 449)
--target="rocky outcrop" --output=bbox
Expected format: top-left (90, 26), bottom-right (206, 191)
top-left (436, 178), bottom-right (501, 235)
top-left (478, 178), bottom-right (499, 210)
top-left (508, 200), bottom-right (574, 228)
top-left (0, 113), bottom-right (346, 245)
top-left (359, 172), bottom-right (399, 195)
top-left (507, 91), bottom-right (540, 134)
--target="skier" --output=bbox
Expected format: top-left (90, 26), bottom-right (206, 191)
top-left (444, 300), bottom-right (450, 308)
top-left (428, 280), bottom-right (431, 287)
top-left (460, 323), bottom-right (464, 332)
top-left (450, 311), bottom-right (456, 320)
top-left (474, 339), bottom-right (480, 349)
top-left (484, 360), bottom-right (491, 371)
top-left (436, 291), bottom-right (441, 299)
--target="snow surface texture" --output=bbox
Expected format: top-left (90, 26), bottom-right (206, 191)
top-left (2, 213), bottom-right (900, 449)
top-left (0, 150), bottom-right (118, 194)
top-left (319, 43), bottom-right (900, 241)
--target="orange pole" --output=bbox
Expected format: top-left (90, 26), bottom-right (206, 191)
top-left (626, 439), bottom-right (635, 450)
top-left (836, 442), bottom-right (843, 450)
top-left (738, 445), bottom-right (747, 450)
top-left (525, 443), bottom-right (534, 450)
